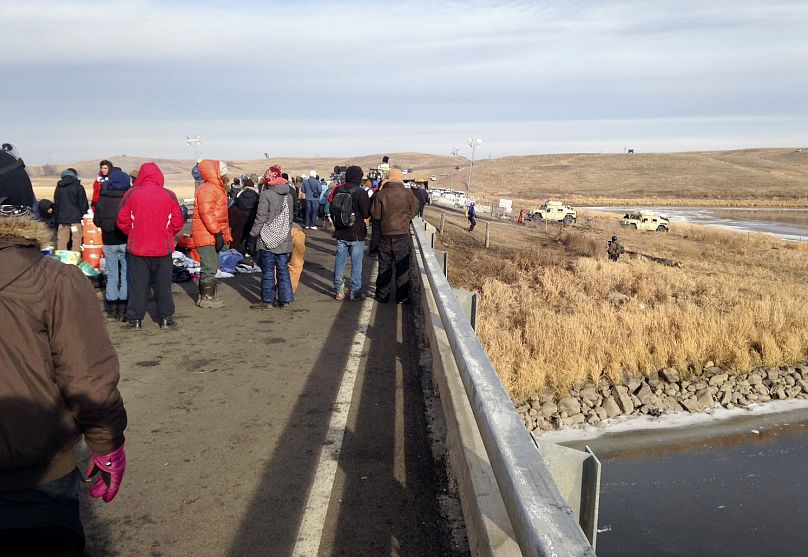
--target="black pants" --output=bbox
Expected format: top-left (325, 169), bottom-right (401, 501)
top-left (0, 470), bottom-right (85, 557)
top-left (126, 254), bottom-right (175, 321)
top-left (375, 234), bottom-right (411, 303)
top-left (468, 216), bottom-right (476, 231)
top-left (369, 219), bottom-right (381, 255)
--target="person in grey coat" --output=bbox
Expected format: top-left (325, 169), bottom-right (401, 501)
top-left (248, 170), bottom-right (295, 309)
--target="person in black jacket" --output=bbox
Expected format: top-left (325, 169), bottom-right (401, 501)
top-left (227, 178), bottom-right (260, 255)
top-left (94, 169), bottom-right (131, 320)
top-left (332, 165), bottom-right (371, 301)
top-left (53, 169), bottom-right (89, 251)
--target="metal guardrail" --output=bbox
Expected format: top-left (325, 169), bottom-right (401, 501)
top-left (412, 221), bottom-right (595, 557)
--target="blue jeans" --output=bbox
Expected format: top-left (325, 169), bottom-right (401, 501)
top-left (102, 244), bottom-right (127, 301)
top-left (305, 199), bottom-right (319, 227)
top-left (260, 250), bottom-right (293, 304)
top-left (333, 239), bottom-right (365, 294)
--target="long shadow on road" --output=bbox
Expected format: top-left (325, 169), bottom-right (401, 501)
top-left (224, 252), bottom-right (373, 557)
top-left (318, 301), bottom-right (452, 556)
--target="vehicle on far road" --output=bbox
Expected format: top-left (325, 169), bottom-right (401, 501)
top-left (529, 200), bottom-right (577, 225)
top-left (440, 172), bottom-right (448, 176)
top-left (430, 175), bottom-right (437, 181)
top-left (620, 210), bottom-right (669, 231)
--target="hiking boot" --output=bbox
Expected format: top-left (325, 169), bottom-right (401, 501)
top-left (197, 282), bottom-right (224, 308)
top-left (118, 300), bottom-right (129, 322)
top-left (310, 225), bottom-right (318, 230)
top-left (349, 291), bottom-right (366, 301)
top-left (250, 302), bottom-right (274, 310)
top-left (275, 302), bottom-right (288, 308)
top-left (335, 290), bottom-right (346, 300)
top-left (103, 300), bottom-right (117, 321)
top-left (124, 319), bottom-right (142, 329)
top-left (159, 317), bottom-right (176, 329)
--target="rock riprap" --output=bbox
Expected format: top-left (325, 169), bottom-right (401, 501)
top-left (518, 364), bottom-right (808, 433)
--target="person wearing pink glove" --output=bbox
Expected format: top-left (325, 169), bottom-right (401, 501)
top-left (0, 170), bottom-right (128, 556)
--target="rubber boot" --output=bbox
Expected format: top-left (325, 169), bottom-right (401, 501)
top-left (196, 281), bottom-right (224, 308)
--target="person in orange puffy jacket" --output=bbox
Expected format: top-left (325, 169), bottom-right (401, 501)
top-left (192, 160), bottom-right (233, 308)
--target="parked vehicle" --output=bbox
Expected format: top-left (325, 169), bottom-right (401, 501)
top-left (529, 200), bottom-right (577, 225)
top-left (620, 210), bottom-right (669, 231)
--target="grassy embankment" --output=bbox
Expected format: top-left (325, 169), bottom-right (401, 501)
top-left (427, 209), bottom-right (808, 404)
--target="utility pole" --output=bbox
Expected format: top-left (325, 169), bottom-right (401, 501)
top-left (467, 137), bottom-right (482, 194)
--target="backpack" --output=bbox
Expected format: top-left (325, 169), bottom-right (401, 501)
top-left (331, 184), bottom-right (359, 229)
top-left (259, 192), bottom-right (291, 249)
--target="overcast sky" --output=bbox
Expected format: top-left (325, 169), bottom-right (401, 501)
top-left (4, 0), bottom-right (807, 163)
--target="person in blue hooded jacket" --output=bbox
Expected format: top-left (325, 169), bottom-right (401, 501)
top-left (93, 168), bottom-right (131, 320)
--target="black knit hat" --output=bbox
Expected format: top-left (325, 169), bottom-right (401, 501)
top-left (345, 165), bottom-right (363, 184)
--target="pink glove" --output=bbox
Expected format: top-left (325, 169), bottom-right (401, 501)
top-left (85, 444), bottom-right (126, 502)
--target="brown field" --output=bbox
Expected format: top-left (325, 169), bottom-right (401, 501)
top-left (426, 208), bottom-right (808, 403)
top-left (28, 147), bottom-right (808, 207)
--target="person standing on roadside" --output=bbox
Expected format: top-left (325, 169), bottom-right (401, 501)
top-left (116, 162), bottom-right (184, 329)
top-left (371, 168), bottom-right (419, 304)
top-left (249, 165), bottom-right (295, 310)
top-left (53, 169), bottom-right (89, 251)
top-left (331, 165), bottom-right (371, 301)
top-left (466, 202), bottom-right (477, 232)
top-left (0, 189), bottom-right (128, 556)
top-left (93, 168), bottom-right (131, 321)
top-left (412, 181), bottom-right (429, 218)
top-left (90, 160), bottom-right (113, 210)
top-left (301, 170), bottom-right (322, 230)
top-left (192, 160), bottom-right (232, 308)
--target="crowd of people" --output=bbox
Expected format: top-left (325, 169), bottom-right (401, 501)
top-left (0, 145), bottom-right (432, 553)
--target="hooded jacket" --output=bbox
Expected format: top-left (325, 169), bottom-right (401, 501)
top-left (117, 163), bottom-right (184, 257)
top-left (93, 169), bottom-right (130, 245)
top-left (52, 172), bottom-right (89, 225)
top-left (370, 181), bottom-right (420, 236)
top-left (249, 181), bottom-right (294, 254)
top-left (332, 181), bottom-right (371, 242)
top-left (0, 216), bottom-right (127, 491)
top-left (192, 160), bottom-right (233, 248)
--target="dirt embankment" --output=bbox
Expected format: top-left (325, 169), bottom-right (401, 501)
top-left (425, 207), bottom-right (808, 431)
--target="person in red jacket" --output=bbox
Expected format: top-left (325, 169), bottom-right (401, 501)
top-left (192, 160), bottom-right (232, 308)
top-left (90, 159), bottom-right (113, 210)
top-left (116, 162), bottom-right (184, 329)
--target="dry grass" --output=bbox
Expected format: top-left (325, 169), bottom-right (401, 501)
top-left (427, 209), bottom-right (808, 403)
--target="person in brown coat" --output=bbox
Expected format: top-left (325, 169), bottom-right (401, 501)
top-left (370, 168), bottom-right (419, 303)
top-left (0, 200), bottom-right (128, 555)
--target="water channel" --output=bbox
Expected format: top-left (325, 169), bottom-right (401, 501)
top-left (556, 406), bottom-right (808, 556)
top-left (586, 206), bottom-right (808, 241)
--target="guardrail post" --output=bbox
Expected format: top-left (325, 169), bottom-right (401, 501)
top-left (485, 223), bottom-right (490, 248)
top-left (440, 212), bottom-right (445, 235)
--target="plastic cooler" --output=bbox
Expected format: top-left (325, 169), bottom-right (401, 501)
top-left (81, 211), bottom-right (104, 269)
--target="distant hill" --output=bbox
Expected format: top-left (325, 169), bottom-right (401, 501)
top-left (27, 148), bottom-right (808, 205)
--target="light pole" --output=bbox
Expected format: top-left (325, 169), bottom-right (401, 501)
top-left (450, 148), bottom-right (459, 188)
top-left (466, 137), bottom-right (482, 194)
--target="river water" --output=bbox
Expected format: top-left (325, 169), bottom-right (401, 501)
top-left (560, 407), bottom-right (808, 556)
top-left (586, 206), bottom-right (808, 241)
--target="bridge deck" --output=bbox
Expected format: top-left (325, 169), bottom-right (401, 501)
top-left (80, 230), bottom-right (461, 556)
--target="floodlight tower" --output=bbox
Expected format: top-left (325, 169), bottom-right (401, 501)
top-left (185, 136), bottom-right (202, 159)
top-left (466, 137), bottom-right (482, 194)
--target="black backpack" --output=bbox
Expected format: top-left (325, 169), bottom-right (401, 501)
top-left (331, 184), bottom-right (358, 229)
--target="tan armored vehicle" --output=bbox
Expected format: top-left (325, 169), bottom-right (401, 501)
top-left (530, 200), bottom-right (577, 225)
top-left (620, 210), bottom-right (669, 231)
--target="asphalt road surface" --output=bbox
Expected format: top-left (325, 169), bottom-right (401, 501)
top-left (79, 229), bottom-right (465, 556)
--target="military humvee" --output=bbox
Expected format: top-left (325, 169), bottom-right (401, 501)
top-left (620, 210), bottom-right (669, 231)
top-left (530, 200), bottom-right (577, 224)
